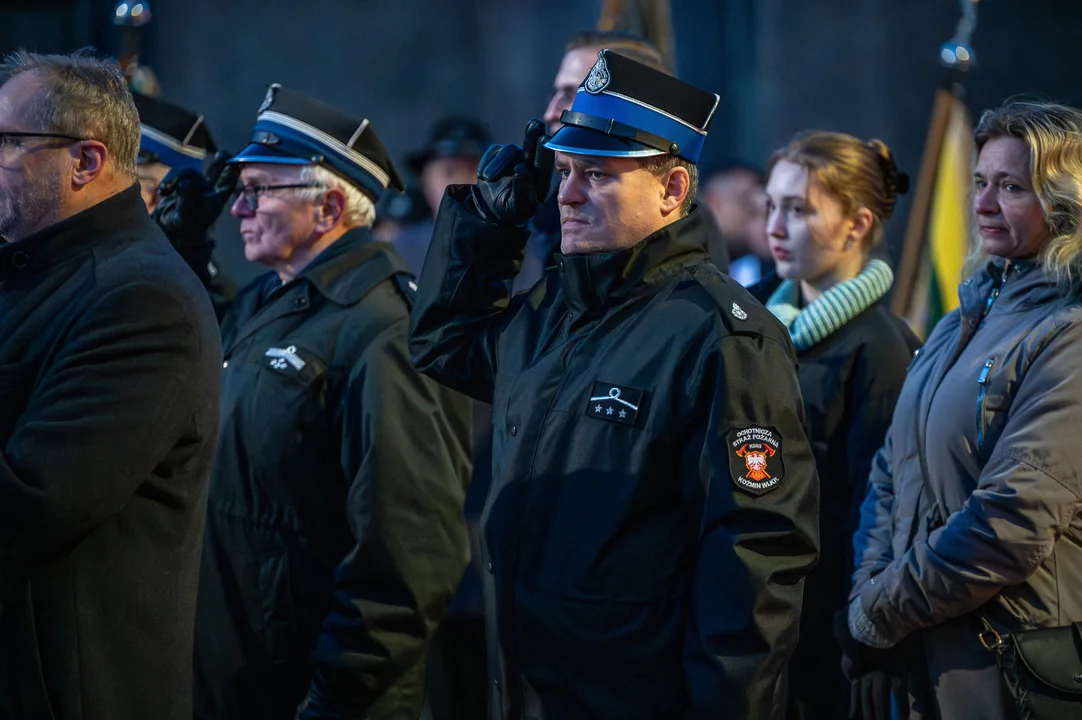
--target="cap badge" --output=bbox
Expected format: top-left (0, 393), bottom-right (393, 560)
top-left (584, 53), bottom-right (611, 95)
top-left (258, 83), bottom-right (281, 115)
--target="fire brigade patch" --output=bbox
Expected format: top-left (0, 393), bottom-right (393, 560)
top-left (727, 426), bottom-right (784, 496)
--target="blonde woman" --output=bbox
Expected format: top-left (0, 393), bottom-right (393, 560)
top-left (752, 131), bottom-right (919, 719)
top-left (845, 101), bottom-right (1082, 719)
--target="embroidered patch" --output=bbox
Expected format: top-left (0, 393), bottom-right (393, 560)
top-left (731, 302), bottom-right (748, 320)
top-left (727, 426), bottom-right (784, 496)
top-left (584, 382), bottom-right (645, 426)
top-left (265, 345), bottom-right (306, 372)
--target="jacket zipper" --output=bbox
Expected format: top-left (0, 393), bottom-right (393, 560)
top-left (976, 356), bottom-right (997, 458)
top-left (979, 266), bottom-right (1010, 322)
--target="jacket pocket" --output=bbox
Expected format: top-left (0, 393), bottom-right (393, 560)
top-left (256, 549), bottom-right (299, 662)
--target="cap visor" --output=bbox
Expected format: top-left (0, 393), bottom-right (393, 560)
top-left (229, 142), bottom-right (313, 165)
top-left (544, 126), bottom-right (665, 158)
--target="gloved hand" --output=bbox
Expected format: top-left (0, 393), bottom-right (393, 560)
top-left (835, 609), bottom-right (896, 719)
top-left (295, 669), bottom-right (363, 720)
top-left (834, 609), bottom-right (892, 680)
top-left (470, 118), bottom-right (553, 227)
top-left (152, 149), bottom-right (239, 246)
top-left (849, 671), bottom-right (893, 720)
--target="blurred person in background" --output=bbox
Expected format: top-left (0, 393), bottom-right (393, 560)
top-left (751, 131), bottom-right (920, 719)
top-left (133, 91), bottom-right (237, 312)
top-left (398, 116), bottom-right (490, 276)
top-left (843, 99), bottom-right (1082, 720)
top-left (405, 118), bottom-right (494, 720)
top-left (701, 163), bottom-right (771, 286)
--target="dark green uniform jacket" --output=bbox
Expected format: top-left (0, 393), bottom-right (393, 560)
top-left (193, 229), bottom-right (473, 720)
top-left (410, 186), bottom-right (820, 720)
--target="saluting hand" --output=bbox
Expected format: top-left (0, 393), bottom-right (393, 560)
top-left (470, 118), bottom-right (553, 227)
top-left (152, 150), bottom-right (240, 246)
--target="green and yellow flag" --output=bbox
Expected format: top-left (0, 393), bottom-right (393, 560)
top-left (902, 95), bottom-right (975, 338)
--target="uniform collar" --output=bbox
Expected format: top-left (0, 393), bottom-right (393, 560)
top-left (555, 207), bottom-right (708, 315)
top-left (294, 226), bottom-right (411, 305)
top-left (0, 184), bottom-right (149, 285)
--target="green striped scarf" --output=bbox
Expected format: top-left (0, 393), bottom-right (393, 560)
top-left (766, 259), bottom-right (894, 352)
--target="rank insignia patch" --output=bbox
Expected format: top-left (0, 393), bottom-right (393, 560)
top-left (265, 344), bottom-right (306, 373)
top-left (727, 426), bottom-right (784, 495)
top-left (584, 382), bottom-right (645, 426)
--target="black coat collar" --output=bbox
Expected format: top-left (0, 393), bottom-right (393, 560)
top-left (555, 208), bottom-right (709, 315)
top-left (0, 184), bottom-right (151, 285)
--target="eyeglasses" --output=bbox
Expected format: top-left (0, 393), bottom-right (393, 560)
top-left (0, 131), bottom-right (90, 163)
top-left (233, 183), bottom-right (323, 211)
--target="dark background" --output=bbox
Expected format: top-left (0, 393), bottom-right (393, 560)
top-left (3, 0), bottom-right (1080, 286)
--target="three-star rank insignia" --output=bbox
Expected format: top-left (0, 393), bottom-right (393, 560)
top-left (727, 426), bottom-right (784, 496)
top-left (584, 382), bottom-right (645, 426)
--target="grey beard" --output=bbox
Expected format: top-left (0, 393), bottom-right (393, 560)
top-left (0, 174), bottom-right (62, 243)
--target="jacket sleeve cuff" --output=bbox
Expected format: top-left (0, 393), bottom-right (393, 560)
top-left (849, 595), bottom-right (895, 649)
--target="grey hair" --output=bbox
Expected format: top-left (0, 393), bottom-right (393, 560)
top-left (297, 165), bottom-right (376, 229)
top-left (0, 48), bottom-right (140, 181)
top-left (639, 154), bottom-right (699, 216)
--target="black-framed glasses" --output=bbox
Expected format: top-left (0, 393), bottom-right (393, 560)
top-left (0, 131), bottom-right (91, 163)
top-left (233, 183), bottom-right (322, 211)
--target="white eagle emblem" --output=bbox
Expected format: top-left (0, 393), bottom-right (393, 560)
top-left (584, 53), bottom-right (611, 94)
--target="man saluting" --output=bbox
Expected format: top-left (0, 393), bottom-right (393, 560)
top-left (410, 50), bottom-right (820, 719)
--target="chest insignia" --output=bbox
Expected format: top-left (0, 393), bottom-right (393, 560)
top-left (264, 345), bottom-right (306, 371)
top-left (584, 382), bottom-right (645, 426)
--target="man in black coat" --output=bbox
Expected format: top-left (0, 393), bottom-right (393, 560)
top-left (192, 85), bottom-right (473, 720)
top-left (0, 50), bottom-right (222, 719)
top-left (411, 50), bottom-right (819, 719)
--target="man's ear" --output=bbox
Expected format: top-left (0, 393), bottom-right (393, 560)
top-left (314, 187), bottom-right (347, 232)
top-left (659, 165), bottom-right (690, 216)
top-left (70, 140), bottom-right (108, 189)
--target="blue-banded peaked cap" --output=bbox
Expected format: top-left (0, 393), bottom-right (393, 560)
top-left (133, 92), bottom-right (215, 172)
top-left (231, 84), bottom-right (405, 202)
top-left (545, 49), bottom-right (720, 163)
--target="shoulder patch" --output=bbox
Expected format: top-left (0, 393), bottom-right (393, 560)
top-left (727, 426), bottom-right (784, 496)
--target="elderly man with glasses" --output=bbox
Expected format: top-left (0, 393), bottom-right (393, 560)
top-left (0, 49), bottom-right (222, 720)
top-left (192, 84), bottom-right (473, 720)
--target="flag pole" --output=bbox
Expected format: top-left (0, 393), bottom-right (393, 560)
top-left (891, 0), bottom-right (979, 318)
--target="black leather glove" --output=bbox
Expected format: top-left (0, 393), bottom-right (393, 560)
top-left (834, 609), bottom-right (896, 719)
top-left (295, 669), bottom-right (362, 720)
top-left (469, 118), bottom-right (553, 227)
top-left (834, 608), bottom-right (893, 680)
top-left (849, 670), bottom-right (893, 720)
top-left (152, 149), bottom-right (239, 247)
